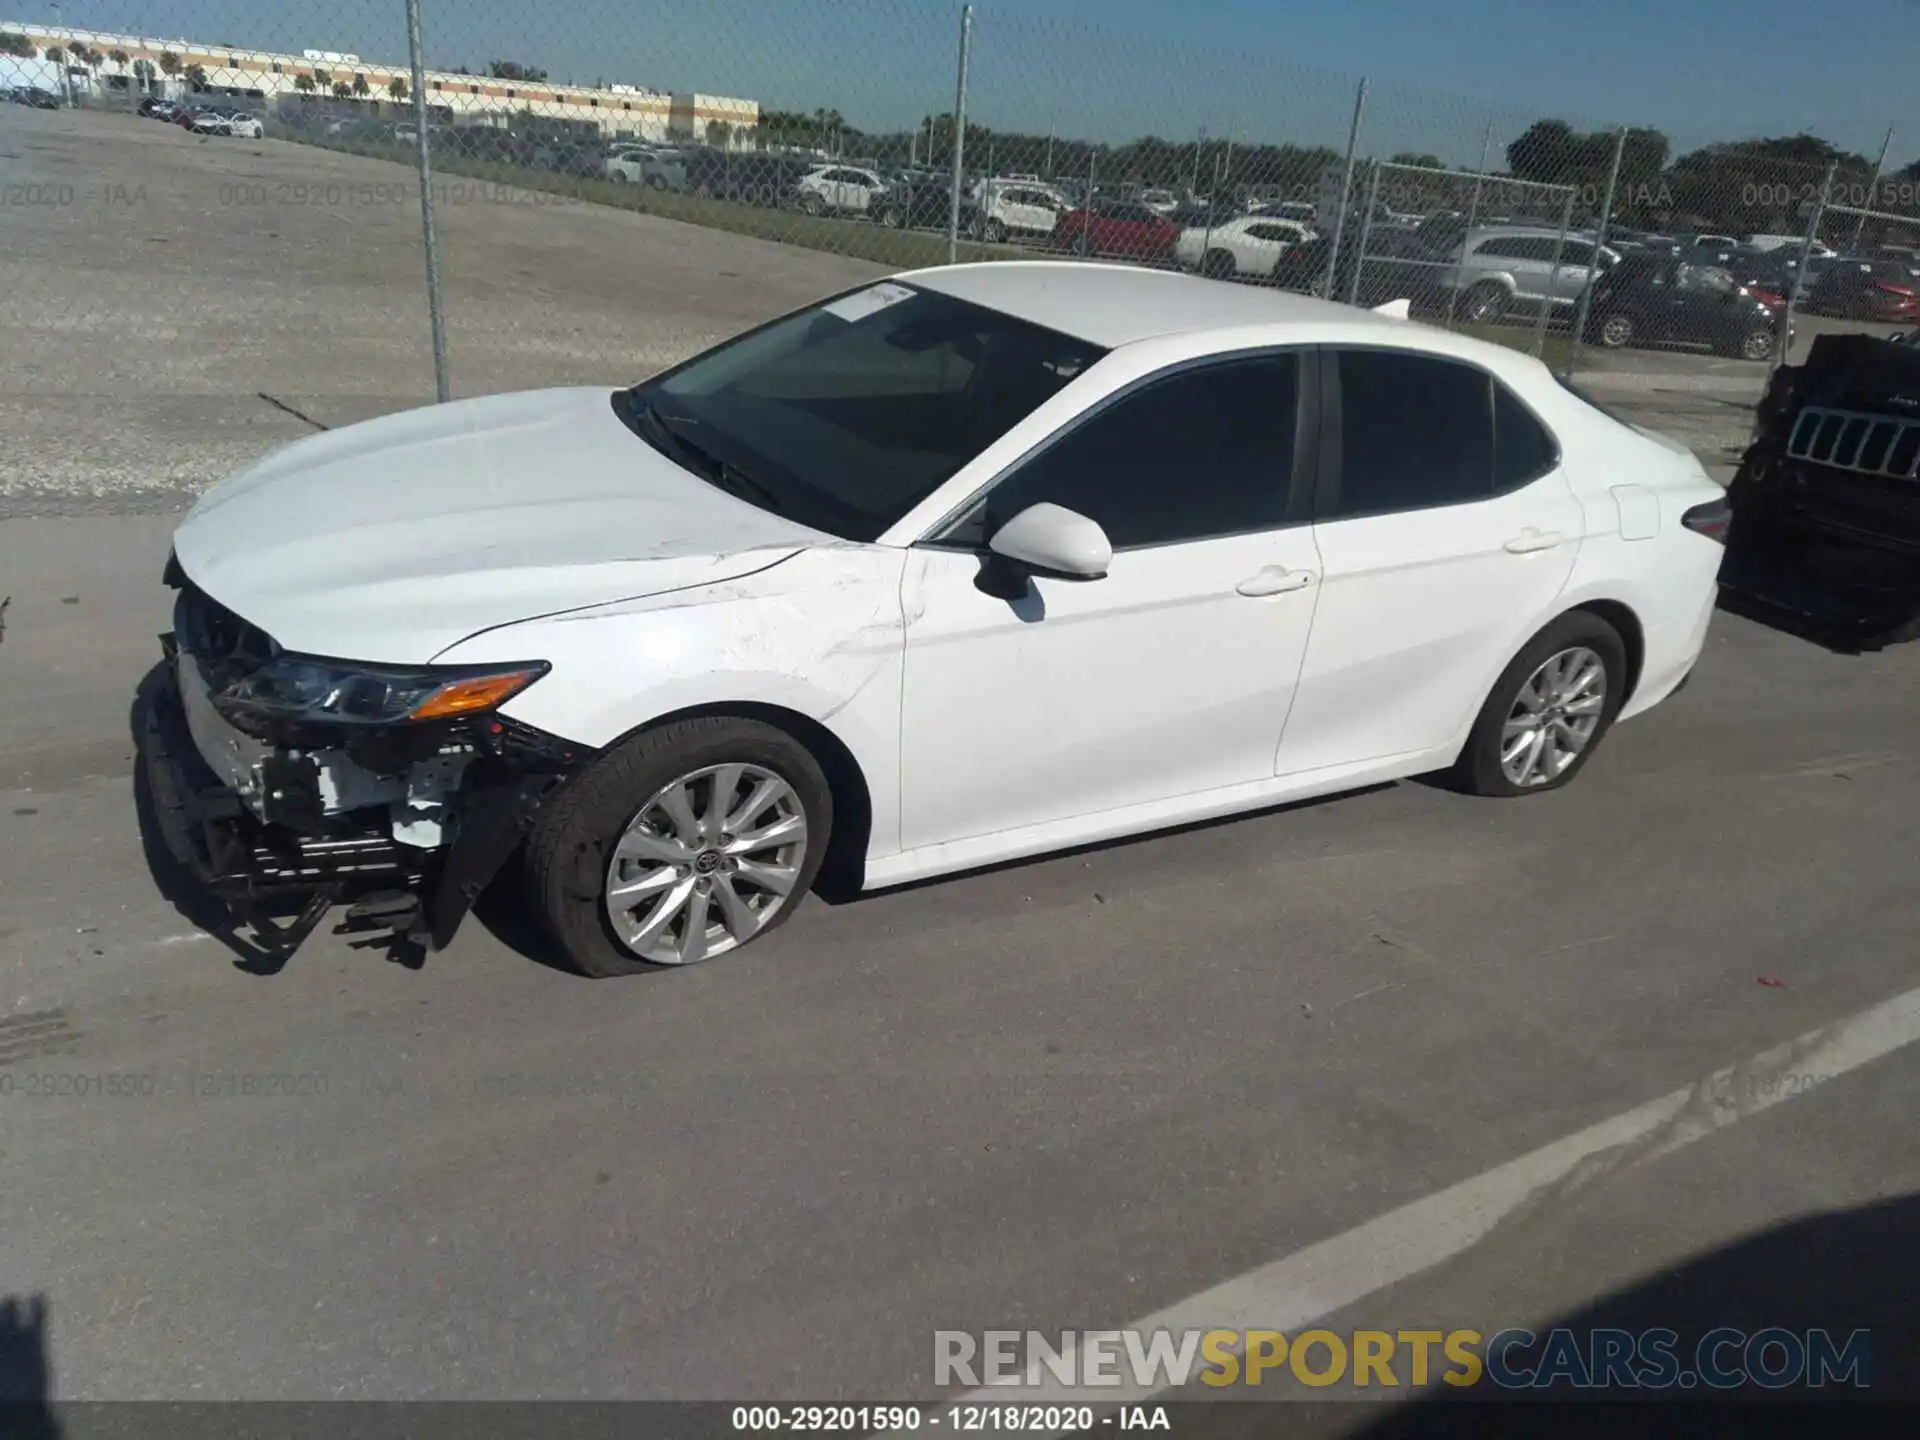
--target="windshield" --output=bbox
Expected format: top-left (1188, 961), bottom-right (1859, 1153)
top-left (621, 283), bottom-right (1107, 541)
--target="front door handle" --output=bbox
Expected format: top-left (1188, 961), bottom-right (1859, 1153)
top-left (1236, 566), bottom-right (1315, 597)
top-left (1504, 528), bottom-right (1564, 554)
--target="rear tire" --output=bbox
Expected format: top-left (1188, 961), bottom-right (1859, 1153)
top-left (1735, 326), bottom-right (1777, 362)
top-left (1447, 612), bottom-right (1629, 798)
top-left (524, 717), bottom-right (833, 978)
top-left (1201, 249), bottom-right (1237, 280)
top-left (800, 192), bottom-right (826, 217)
top-left (1460, 281), bottom-right (1509, 324)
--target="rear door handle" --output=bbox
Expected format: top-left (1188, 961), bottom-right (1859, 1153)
top-left (1504, 528), bottom-right (1564, 554)
top-left (1236, 566), bottom-right (1315, 597)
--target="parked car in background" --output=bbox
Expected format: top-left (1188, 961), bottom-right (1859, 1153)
top-left (138, 96), bottom-right (177, 119)
top-left (876, 170), bottom-right (962, 231)
top-left (1052, 198), bottom-right (1180, 262)
top-left (191, 108), bottom-right (262, 139)
top-left (1176, 214), bottom-right (1314, 280)
top-left (1579, 254), bottom-right (1788, 360)
top-left (1136, 188), bottom-right (1179, 215)
top-left (1441, 226), bottom-right (1621, 323)
top-left (1749, 234), bottom-right (1835, 257)
top-left (1802, 256), bottom-right (1920, 323)
top-left (1675, 232), bottom-right (1739, 251)
top-left (14, 86), bottom-right (62, 109)
top-left (606, 145), bottom-right (686, 190)
top-left (1253, 200), bottom-right (1320, 226)
top-left (1269, 228), bottom-right (1452, 312)
top-left (795, 164), bottom-right (889, 218)
top-left (969, 180), bottom-right (1070, 243)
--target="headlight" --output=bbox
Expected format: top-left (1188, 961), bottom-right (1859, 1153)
top-left (213, 656), bottom-right (549, 727)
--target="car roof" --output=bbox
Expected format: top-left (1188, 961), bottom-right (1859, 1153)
top-left (903, 260), bottom-right (1430, 349)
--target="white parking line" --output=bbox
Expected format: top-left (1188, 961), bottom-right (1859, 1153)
top-left (936, 983), bottom-right (1920, 1414)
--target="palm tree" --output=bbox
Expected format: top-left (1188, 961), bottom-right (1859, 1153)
top-left (292, 74), bottom-right (315, 94)
top-left (158, 51), bottom-right (181, 78)
top-left (43, 46), bottom-right (65, 64)
top-left (132, 58), bottom-right (155, 92)
top-left (351, 73), bottom-right (370, 98)
top-left (388, 76), bottom-right (408, 101)
top-left (109, 48), bottom-right (129, 68)
top-left (184, 63), bottom-right (207, 91)
top-left (332, 82), bottom-right (353, 99)
top-left (312, 67), bottom-right (331, 89)
top-left (0, 33), bottom-right (34, 58)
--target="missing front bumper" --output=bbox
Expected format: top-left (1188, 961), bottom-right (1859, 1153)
top-left (137, 656), bottom-right (580, 956)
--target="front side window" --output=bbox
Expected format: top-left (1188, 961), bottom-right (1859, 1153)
top-left (624, 284), bottom-right (1105, 542)
top-left (940, 354), bottom-right (1300, 551)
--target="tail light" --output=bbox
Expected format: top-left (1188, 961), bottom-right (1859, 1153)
top-left (1872, 281), bottom-right (1916, 298)
top-left (1681, 495), bottom-right (1731, 544)
top-left (1750, 289), bottom-right (1785, 308)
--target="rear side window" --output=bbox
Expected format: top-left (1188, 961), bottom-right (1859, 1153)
top-left (1329, 351), bottom-right (1493, 518)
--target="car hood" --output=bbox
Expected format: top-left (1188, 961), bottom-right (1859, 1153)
top-left (172, 386), bottom-right (821, 665)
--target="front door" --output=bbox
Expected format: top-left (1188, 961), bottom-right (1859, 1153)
top-left (898, 351), bottom-right (1321, 851)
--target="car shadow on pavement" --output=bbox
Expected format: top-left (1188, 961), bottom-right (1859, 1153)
top-left (1339, 1192), bottom-right (1920, 1437)
top-left (0, 1292), bottom-right (61, 1439)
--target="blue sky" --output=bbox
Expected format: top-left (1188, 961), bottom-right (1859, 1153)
top-left (19, 0), bottom-right (1918, 166)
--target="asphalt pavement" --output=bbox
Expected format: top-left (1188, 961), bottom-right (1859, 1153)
top-left (3, 102), bottom-right (1919, 1419)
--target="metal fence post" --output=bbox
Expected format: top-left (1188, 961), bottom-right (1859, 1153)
top-left (1320, 77), bottom-right (1367, 300)
top-left (1567, 126), bottom-right (1628, 376)
top-left (1776, 160), bottom-right (1837, 377)
top-left (1348, 160), bottom-right (1382, 304)
top-left (946, 3), bottom-right (974, 265)
top-left (1534, 187), bottom-right (1575, 358)
top-left (404, 0), bottom-right (450, 403)
top-left (1849, 126), bottom-right (1894, 252)
top-left (1079, 149), bottom-right (1095, 257)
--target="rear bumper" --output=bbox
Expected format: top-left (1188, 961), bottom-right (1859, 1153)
top-left (138, 645), bottom-right (583, 953)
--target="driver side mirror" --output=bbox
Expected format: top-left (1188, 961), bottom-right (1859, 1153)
top-left (988, 502), bottom-right (1112, 580)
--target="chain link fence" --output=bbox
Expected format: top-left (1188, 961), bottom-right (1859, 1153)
top-left (5, 0), bottom-right (1918, 433)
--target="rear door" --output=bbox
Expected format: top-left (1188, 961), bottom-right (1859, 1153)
top-left (1277, 347), bottom-right (1583, 776)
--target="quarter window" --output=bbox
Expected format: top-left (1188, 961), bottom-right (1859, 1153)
top-left (945, 355), bottom-right (1299, 550)
top-left (1493, 385), bottom-right (1558, 488)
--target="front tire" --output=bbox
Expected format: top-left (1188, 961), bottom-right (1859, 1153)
top-left (800, 192), bottom-right (826, 216)
top-left (1597, 312), bottom-right (1635, 349)
top-left (1449, 612), bottom-right (1628, 798)
top-left (1201, 249), bottom-right (1237, 280)
top-left (524, 717), bottom-right (833, 977)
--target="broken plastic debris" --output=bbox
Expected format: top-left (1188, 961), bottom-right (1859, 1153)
top-left (1757, 976), bottom-right (1787, 988)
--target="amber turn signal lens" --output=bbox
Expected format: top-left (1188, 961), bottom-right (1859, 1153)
top-left (408, 669), bottom-right (543, 721)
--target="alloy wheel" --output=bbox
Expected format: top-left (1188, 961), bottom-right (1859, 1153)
top-left (603, 762), bottom-right (810, 965)
top-left (1600, 314), bottom-right (1634, 348)
top-left (1740, 328), bottom-right (1775, 361)
top-left (1499, 646), bottom-right (1607, 788)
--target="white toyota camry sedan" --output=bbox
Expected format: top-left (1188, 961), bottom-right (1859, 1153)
top-left (142, 262), bottom-right (1729, 976)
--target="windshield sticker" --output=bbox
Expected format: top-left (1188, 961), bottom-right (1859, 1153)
top-left (822, 281), bottom-right (917, 323)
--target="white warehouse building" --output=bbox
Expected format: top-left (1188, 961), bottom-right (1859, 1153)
top-left (0, 21), bottom-right (760, 146)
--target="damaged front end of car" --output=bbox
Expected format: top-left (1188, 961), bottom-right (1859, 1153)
top-left (137, 556), bottom-right (592, 956)
top-left (1721, 331), bottom-right (1920, 650)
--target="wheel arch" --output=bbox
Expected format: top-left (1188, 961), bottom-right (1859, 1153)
top-left (605, 700), bottom-right (875, 899)
top-left (1562, 598), bottom-right (1646, 705)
